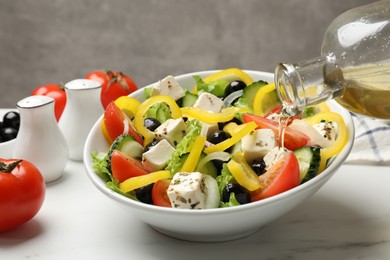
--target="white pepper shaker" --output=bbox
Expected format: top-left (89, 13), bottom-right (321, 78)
top-left (58, 79), bottom-right (103, 161)
top-left (14, 95), bottom-right (68, 183)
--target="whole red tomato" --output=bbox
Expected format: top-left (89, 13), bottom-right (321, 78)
top-left (0, 159), bottom-right (45, 232)
top-left (32, 84), bottom-right (66, 121)
top-left (86, 70), bottom-right (138, 109)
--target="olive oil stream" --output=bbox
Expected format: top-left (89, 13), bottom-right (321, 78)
top-left (278, 116), bottom-right (289, 149)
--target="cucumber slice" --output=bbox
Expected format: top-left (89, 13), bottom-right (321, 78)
top-left (195, 153), bottom-right (220, 178)
top-left (106, 134), bottom-right (144, 172)
top-left (293, 146), bottom-right (321, 183)
top-left (235, 80), bottom-right (268, 111)
top-left (107, 134), bottom-right (143, 163)
top-left (181, 92), bottom-right (198, 107)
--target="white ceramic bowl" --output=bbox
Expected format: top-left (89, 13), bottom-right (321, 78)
top-left (83, 70), bottom-right (355, 242)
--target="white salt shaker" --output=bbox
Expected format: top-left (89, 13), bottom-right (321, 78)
top-left (14, 95), bottom-right (68, 183)
top-left (58, 79), bottom-right (103, 161)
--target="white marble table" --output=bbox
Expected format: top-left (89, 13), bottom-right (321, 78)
top-left (1, 160), bottom-right (390, 260)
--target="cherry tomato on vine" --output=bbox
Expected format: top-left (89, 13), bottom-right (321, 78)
top-left (86, 70), bottom-right (138, 109)
top-left (32, 84), bottom-right (66, 121)
top-left (0, 159), bottom-right (45, 232)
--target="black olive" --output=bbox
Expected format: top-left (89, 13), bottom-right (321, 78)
top-left (207, 130), bottom-right (229, 144)
top-left (3, 111), bottom-right (20, 129)
top-left (224, 80), bottom-right (247, 97)
top-left (0, 127), bottom-right (18, 141)
top-left (144, 118), bottom-right (161, 131)
top-left (222, 183), bottom-right (250, 204)
top-left (251, 159), bottom-right (266, 176)
top-left (144, 140), bottom-right (159, 153)
top-left (135, 183), bottom-right (155, 204)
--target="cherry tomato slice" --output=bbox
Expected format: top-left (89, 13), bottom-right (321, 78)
top-left (251, 151), bottom-right (300, 201)
top-left (110, 150), bottom-right (149, 183)
top-left (242, 113), bottom-right (309, 151)
top-left (152, 179), bottom-right (171, 207)
top-left (103, 101), bottom-right (143, 145)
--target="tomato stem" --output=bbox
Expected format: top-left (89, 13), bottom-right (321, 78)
top-left (0, 160), bottom-right (23, 173)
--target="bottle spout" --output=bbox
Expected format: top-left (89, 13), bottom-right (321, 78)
top-left (275, 63), bottom-right (306, 117)
top-left (275, 54), bottom-right (343, 117)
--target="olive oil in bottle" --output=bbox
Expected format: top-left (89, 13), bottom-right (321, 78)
top-left (274, 1), bottom-right (390, 120)
top-left (336, 64), bottom-right (390, 119)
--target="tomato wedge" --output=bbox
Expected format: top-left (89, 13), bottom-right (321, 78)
top-left (110, 150), bottom-right (150, 182)
top-left (152, 179), bottom-right (172, 207)
top-left (242, 113), bottom-right (309, 150)
top-left (103, 101), bottom-right (143, 145)
top-left (251, 151), bottom-right (300, 201)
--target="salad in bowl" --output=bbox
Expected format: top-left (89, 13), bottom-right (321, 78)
top-left (84, 68), bottom-right (353, 241)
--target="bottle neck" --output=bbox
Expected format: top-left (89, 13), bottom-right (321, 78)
top-left (275, 54), bottom-right (345, 116)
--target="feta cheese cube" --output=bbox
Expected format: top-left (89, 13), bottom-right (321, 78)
top-left (313, 120), bottom-right (337, 144)
top-left (142, 139), bottom-right (175, 172)
top-left (154, 118), bottom-right (187, 146)
top-left (263, 147), bottom-right (288, 170)
top-left (241, 129), bottom-right (277, 163)
top-left (193, 92), bottom-right (224, 113)
top-left (167, 172), bottom-right (207, 209)
top-left (151, 75), bottom-right (185, 101)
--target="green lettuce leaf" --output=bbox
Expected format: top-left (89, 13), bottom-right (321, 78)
top-left (216, 163), bottom-right (235, 196)
top-left (91, 152), bottom-right (113, 182)
top-left (165, 119), bottom-right (202, 175)
top-left (193, 75), bottom-right (228, 97)
top-left (220, 192), bottom-right (241, 208)
top-left (217, 164), bottom-right (241, 208)
top-left (91, 151), bottom-right (137, 200)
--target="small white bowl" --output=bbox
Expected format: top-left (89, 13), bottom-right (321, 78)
top-left (0, 109), bottom-right (18, 159)
top-left (83, 70), bottom-right (355, 242)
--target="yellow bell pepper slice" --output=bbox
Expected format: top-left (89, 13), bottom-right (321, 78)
top-left (193, 68), bottom-right (253, 94)
top-left (114, 96), bottom-right (141, 119)
top-left (134, 95), bottom-right (182, 146)
top-left (253, 83), bottom-right (279, 116)
top-left (312, 103), bottom-right (330, 113)
top-left (119, 170), bottom-right (171, 193)
top-left (180, 135), bottom-right (206, 172)
top-left (180, 107), bottom-right (239, 124)
top-left (204, 68), bottom-right (253, 85)
top-left (303, 112), bottom-right (348, 173)
top-left (204, 121), bottom-right (257, 154)
top-left (227, 152), bottom-right (261, 191)
top-left (223, 122), bottom-right (252, 136)
top-left (101, 119), bottom-right (113, 144)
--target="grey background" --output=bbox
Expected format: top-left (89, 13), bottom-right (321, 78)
top-left (1, 0), bottom-right (374, 108)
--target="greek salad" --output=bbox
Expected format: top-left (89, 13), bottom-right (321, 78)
top-left (92, 68), bottom-right (348, 209)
